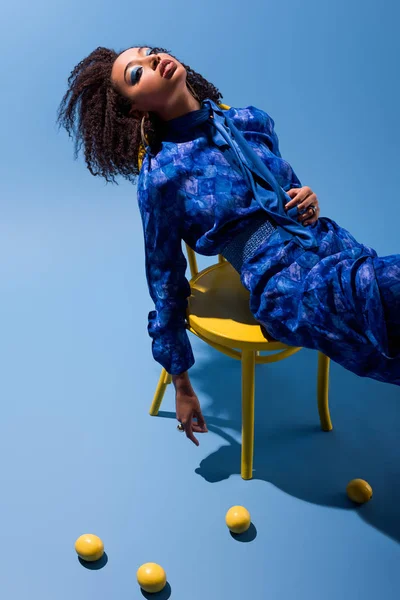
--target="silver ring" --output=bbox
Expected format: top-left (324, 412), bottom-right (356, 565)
top-left (177, 423), bottom-right (184, 431)
top-left (310, 204), bottom-right (316, 216)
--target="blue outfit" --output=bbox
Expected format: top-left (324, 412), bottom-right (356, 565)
top-left (137, 98), bottom-right (400, 385)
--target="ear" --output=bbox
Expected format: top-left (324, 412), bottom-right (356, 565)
top-left (129, 106), bottom-right (149, 121)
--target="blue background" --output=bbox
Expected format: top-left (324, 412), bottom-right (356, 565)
top-left (1, 0), bottom-right (399, 598)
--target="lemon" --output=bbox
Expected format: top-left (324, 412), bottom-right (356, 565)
top-left (75, 534), bottom-right (104, 562)
top-left (225, 505), bottom-right (251, 534)
top-left (346, 479), bottom-right (373, 504)
top-left (137, 562), bottom-right (167, 594)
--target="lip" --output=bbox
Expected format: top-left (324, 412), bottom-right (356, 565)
top-left (159, 59), bottom-right (176, 78)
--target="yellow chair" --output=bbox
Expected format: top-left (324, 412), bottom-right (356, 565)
top-left (138, 104), bottom-right (333, 480)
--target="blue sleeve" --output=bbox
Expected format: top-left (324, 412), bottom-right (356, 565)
top-left (138, 176), bottom-right (195, 375)
top-left (250, 106), bottom-right (303, 192)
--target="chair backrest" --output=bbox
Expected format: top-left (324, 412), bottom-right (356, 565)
top-left (137, 103), bottom-right (231, 280)
top-left (185, 244), bottom-right (226, 279)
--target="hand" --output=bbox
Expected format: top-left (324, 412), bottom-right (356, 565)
top-left (285, 186), bottom-right (320, 226)
top-left (176, 390), bottom-right (208, 446)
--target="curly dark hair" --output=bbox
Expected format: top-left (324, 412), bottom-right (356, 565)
top-left (56, 45), bottom-right (223, 185)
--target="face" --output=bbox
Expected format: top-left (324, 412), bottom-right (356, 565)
top-left (111, 46), bottom-right (188, 115)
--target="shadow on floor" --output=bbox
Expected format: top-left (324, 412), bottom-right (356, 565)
top-left (141, 582), bottom-right (172, 599)
top-left (230, 523), bottom-right (258, 543)
top-left (78, 553), bottom-right (108, 570)
top-left (156, 347), bottom-right (400, 544)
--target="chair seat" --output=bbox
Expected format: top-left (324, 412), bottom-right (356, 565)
top-left (187, 260), bottom-right (287, 351)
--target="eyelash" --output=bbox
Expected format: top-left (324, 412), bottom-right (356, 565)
top-left (130, 47), bottom-right (159, 85)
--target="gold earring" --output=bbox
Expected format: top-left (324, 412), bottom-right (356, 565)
top-left (141, 115), bottom-right (150, 148)
top-left (186, 79), bottom-right (200, 102)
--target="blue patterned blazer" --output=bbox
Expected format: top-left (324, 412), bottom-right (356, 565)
top-left (137, 103), bottom-right (302, 374)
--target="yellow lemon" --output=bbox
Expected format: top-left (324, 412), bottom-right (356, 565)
top-left (75, 534), bottom-right (104, 562)
top-left (346, 479), bottom-right (373, 504)
top-left (225, 505), bottom-right (251, 534)
top-left (137, 562), bottom-right (167, 594)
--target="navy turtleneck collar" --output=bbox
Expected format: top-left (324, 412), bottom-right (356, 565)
top-left (158, 103), bottom-right (211, 142)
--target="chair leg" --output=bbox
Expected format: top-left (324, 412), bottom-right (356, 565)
top-left (317, 353), bottom-right (333, 431)
top-left (149, 368), bottom-right (172, 416)
top-left (241, 349), bottom-right (256, 480)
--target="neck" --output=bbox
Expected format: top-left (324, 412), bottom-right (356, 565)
top-left (155, 88), bottom-right (201, 122)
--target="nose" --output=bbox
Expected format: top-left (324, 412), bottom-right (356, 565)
top-left (146, 52), bottom-right (160, 70)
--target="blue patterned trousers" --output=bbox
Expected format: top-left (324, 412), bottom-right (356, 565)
top-left (241, 217), bottom-right (400, 386)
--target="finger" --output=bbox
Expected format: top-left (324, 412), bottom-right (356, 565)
top-left (195, 410), bottom-right (207, 430)
top-left (285, 188), bottom-right (310, 211)
top-left (298, 206), bottom-right (315, 222)
top-left (285, 192), bottom-right (303, 210)
top-left (297, 193), bottom-right (317, 212)
top-left (192, 423), bottom-right (208, 433)
top-left (187, 430), bottom-right (199, 446)
top-left (183, 416), bottom-right (199, 446)
top-left (284, 199), bottom-right (299, 211)
top-left (193, 417), bottom-right (208, 432)
top-left (303, 215), bottom-right (318, 226)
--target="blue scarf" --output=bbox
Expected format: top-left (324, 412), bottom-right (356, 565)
top-left (156, 98), bottom-right (317, 249)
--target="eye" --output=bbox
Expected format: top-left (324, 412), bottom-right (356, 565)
top-left (130, 66), bottom-right (143, 85)
top-left (129, 48), bottom-right (161, 85)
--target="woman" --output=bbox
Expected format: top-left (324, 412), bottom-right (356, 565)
top-left (57, 45), bottom-right (400, 446)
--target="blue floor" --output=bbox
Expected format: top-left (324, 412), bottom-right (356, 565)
top-left (1, 203), bottom-right (399, 599)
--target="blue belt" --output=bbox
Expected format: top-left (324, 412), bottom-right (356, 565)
top-left (221, 214), bottom-right (277, 273)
